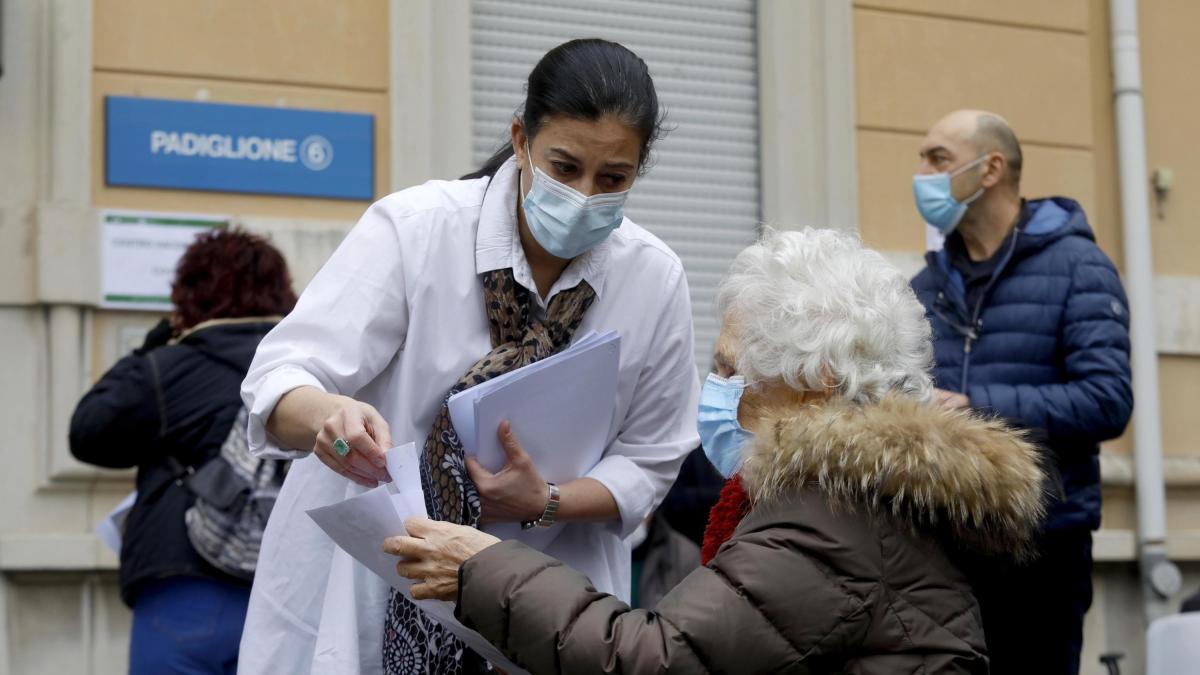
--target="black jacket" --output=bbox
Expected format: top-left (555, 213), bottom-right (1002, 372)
top-left (70, 319), bottom-right (278, 605)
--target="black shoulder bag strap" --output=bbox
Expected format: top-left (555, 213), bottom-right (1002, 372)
top-left (145, 349), bottom-right (242, 503)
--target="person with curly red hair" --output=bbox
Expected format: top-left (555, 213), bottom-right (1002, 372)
top-left (70, 228), bottom-right (295, 675)
top-left (170, 228), bottom-right (298, 336)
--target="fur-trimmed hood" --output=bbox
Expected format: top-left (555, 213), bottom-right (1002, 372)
top-left (740, 394), bottom-right (1046, 556)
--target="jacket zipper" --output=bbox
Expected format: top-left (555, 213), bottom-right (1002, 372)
top-left (958, 230), bottom-right (1022, 394)
top-left (960, 327), bottom-right (978, 393)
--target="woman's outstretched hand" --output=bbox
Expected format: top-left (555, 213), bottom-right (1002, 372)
top-left (269, 387), bottom-right (394, 487)
top-left (312, 395), bottom-right (394, 487)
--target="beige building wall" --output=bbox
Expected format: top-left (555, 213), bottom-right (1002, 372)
top-left (92, 0), bottom-right (391, 219)
top-left (853, 0), bottom-right (1116, 254)
top-left (853, 1), bottom-right (1200, 671)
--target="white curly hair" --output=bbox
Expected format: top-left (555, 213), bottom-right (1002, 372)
top-left (716, 227), bottom-right (934, 404)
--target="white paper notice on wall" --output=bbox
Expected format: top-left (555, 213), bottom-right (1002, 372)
top-left (99, 210), bottom-right (228, 311)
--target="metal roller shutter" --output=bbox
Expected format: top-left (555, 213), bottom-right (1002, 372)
top-left (471, 0), bottom-right (760, 371)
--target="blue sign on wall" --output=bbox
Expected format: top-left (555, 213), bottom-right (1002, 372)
top-left (105, 96), bottom-right (375, 200)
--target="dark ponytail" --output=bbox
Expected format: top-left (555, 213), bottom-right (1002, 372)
top-left (462, 38), bottom-right (664, 180)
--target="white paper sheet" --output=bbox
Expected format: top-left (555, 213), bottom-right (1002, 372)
top-left (306, 442), bottom-right (527, 674)
top-left (95, 490), bottom-right (138, 555)
top-left (99, 210), bottom-right (227, 311)
top-left (448, 331), bottom-right (619, 477)
top-left (446, 330), bottom-right (610, 423)
top-left (447, 331), bottom-right (620, 549)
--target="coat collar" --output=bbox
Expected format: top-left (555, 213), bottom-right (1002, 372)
top-left (171, 315), bottom-right (282, 344)
top-left (740, 395), bottom-right (1046, 556)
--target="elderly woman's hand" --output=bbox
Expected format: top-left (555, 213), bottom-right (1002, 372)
top-left (384, 517), bottom-right (501, 601)
top-left (933, 388), bottom-right (970, 410)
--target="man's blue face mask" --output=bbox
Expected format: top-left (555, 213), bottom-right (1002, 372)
top-left (522, 144), bottom-right (629, 259)
top-left (912, 155), bottom-right (989, 235)
top-left (697, 373), bottom-right (755, 478)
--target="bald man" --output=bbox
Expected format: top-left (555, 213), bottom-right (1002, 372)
top-left (909, 110), bottom-right (1132, 674)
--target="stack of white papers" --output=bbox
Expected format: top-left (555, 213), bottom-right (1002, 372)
top-left (448, 331), bottom-right (621, 547)
top-left (448, 330), bottom-right (620, 480)
top-left (95, 490), bottom-right (138, 555)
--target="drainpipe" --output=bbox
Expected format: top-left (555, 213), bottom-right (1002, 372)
top-left (1108, 0), bottom-right (1181, 620)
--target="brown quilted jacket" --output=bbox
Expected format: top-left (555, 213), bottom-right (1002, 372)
top-left (456, 396), bottom-right (1046, 674)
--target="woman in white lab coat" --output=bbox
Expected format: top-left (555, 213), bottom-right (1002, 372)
top-left (237, 39), bottom-right (700, 675)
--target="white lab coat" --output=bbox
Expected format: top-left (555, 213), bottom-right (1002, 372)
top-left (237, 158), bottom-right (701, 674)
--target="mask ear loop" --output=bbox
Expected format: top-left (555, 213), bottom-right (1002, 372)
top-left (961, 186), bottom-right (986, 206)
top-left (951, 154), bottom-right (991, 206)
top-left (523, 141), bottom-right (537, 202)
top-left (949, 153), bottom-right (991, 178)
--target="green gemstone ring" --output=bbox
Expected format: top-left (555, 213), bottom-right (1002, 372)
top-left (333, 437), bottom-right (351, 457)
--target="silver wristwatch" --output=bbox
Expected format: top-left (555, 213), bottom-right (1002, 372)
top-left (522, 482), bottom-right (560, 530)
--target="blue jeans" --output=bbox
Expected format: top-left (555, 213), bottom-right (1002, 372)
top-left (129, 576), bottom-right (250, 675)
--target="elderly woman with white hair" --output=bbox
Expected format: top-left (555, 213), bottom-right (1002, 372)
top-left (386, 228), bottom-right (1046, 674)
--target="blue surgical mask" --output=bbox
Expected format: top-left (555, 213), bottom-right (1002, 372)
top-left (912, 155), bottom-right (989, 235)
top-left (522, 145), bottom-right (629, 259)
top-left (698, 373), bottom-right (755, 478)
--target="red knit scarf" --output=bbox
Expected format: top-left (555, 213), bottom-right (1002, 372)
top-left (700, 475), bottom-right (752, 565)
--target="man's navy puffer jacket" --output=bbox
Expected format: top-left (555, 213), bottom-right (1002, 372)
top-left (911, 197), bottom-right (1133, 531)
